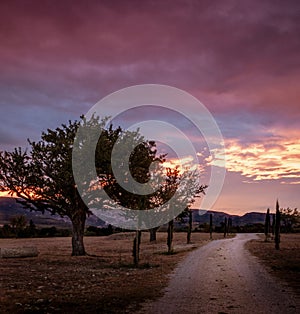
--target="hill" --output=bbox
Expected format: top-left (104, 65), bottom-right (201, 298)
top-left (0, 197), bottom-right (266, 228)
top-left (0, 197), bottom-right (105, 228)
top-left (192, 210), bottom-right (266, 226)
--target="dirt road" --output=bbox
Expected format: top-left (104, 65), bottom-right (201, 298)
top-left (137, 234), bottom-right (298, 314)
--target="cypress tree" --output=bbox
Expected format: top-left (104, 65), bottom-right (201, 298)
top-left (264, 208), bottom-right (271, 242)
top-left (209, 213), bottom-right (213, 240)
top-left (275, 200), bottom-right (281, 250)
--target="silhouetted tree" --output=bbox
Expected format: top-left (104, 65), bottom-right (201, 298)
top-left (280, 207), bottom-right (299, 233)
top-left (223, 217), bottom-right (228, 238)
top-left (100, 137), bottom-right (165, 266)
top-left (10, 215), bottom-right (27, 238)
top-left (275, 200), bottom-right (281, 250)
top-left (0, 116), bottom-right (149, 256)
top-left (209, 213), bottom-right (213, 239)
top-left (167, 219), bottom-right (174, 254)
top-left (264, 208), bottom-right (271, 242)
top-left (27, 219), bottom-right (37, 237)
top-left (164, 167), bottom-right (207, 253)
top-left (0, 224), bottom-right (14, 238)
top-left (271, 213), bottom-right (275, 239)
top-left (176, 206), bottom-right (193, 244)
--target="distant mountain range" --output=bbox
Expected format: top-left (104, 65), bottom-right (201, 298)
top-left (0, 197), bottom-right (266, 228)
top-left (192, 210), bottom-right (266, 226)
top-left (0, 197), bottom-right (105, 228)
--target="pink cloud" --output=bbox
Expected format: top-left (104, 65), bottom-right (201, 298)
top-left (0, 0), bottom-right (299, 212)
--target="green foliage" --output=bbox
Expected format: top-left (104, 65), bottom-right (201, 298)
top-left (280, 207), bottom-right (299, 233)
top-left (0, 119), bottom-right (86, 217)
top-left (0, 115), bottom-right (207, 258)
top-left (0, 118), bottom-right (90, 254)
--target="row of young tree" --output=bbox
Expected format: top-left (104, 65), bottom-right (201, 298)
top-left (264, 200), bottom-right (299, 250)
top-left (0, 216), bottom-right (71, 238)
top-left (0, 116), bottom-right (206, 265)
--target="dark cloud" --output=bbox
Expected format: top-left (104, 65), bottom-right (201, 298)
top-left (0, 0), bottom-right (299, 210)
top-left (1, 0), bottom-right (299, 137)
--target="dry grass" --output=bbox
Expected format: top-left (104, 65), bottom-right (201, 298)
top-left (246, 233), bottom-right (300, 294)
top-left (0, 232), bottom-right (225, 313)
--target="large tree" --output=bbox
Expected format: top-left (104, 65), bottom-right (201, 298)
top-left (0, 116), bottom-right (207, 260)
top-left (0, 119), bottom-right (87, 255)
top-left (0, 116), bottom-right (130, 255)
top-left (0, 116), bottom-right (166, 257)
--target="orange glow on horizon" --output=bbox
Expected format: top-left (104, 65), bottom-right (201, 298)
top-left (0, 191), bottom-right (13, 197)
top-left (207, 135), bottom-right (300, 184)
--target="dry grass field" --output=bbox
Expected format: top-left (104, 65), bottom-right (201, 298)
top-left (246, 233), bottom-right (300, 295)
top-left (0, 232), bottom-right (225, 313)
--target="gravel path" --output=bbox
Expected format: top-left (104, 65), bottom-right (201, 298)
top-left (137, 233), bottom-right (298, 314)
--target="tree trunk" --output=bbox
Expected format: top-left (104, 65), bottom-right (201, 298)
top-left (71, 210), bottom-right (86, 256)
top-left (167, 219), bottom-right (174, 253)
top-left (149, 227), bottom-right (158, 242)
top-left (187, 210), bottom-right (192, 244)
top-left (133, 230), bottom-right (141, 266)
top-left (223, 217), bottom-right (227, 238)
top-left (228, 217), bottom-right (232, 235)
top-left (209, 213), bottom-right (213, 240)
top-left (271, 213), bottom-right (275, 240)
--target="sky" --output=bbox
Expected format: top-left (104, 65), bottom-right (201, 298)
top-left (0, 0), bottom-right (299, 215)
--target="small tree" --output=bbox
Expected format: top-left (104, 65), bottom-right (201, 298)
top-left (264, 208), bottom-right (271, 242)
top-left (176, 206), bottom-right (194, 244)
top-left (10, 215), bottom-right (27, 238)
top-left (280, 207), bottom-right (299, 233)
top-left (275, 200), bottom-right (281, 250)
top-left (27, 219), bottom-right (37, 237)
top-left (271, 213), bottom-right (275, 239)
top-left (223, 217), bottom-right (228, 238)
top-left (165, 166), bottom-right (207, 253)
top-left (167, 219), bottom-right (174, 254)
top-left (209, 213), bottom-right (213, 240)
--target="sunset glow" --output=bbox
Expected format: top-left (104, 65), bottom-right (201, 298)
top-left (208, 137), bottom-right (300, 183)
top-left (0, 0), bottom-right (299, 214)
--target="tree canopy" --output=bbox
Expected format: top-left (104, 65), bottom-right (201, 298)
top-left (0, 115), bottom-right (207, 257)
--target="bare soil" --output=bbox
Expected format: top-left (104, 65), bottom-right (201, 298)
top-left (246, 233), bottom-right (300, 295)
top-left (0, 232), bottom-right (225, 313)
